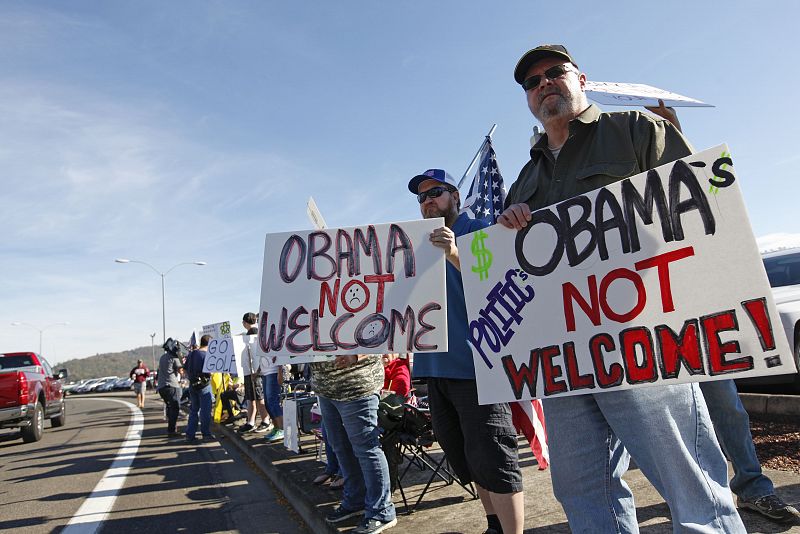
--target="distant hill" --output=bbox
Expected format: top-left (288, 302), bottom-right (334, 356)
top-left (58, 346), bottom-right (161, 382)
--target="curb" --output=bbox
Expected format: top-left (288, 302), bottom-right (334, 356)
top-left (739, 393), bottom-right (800, 416)
top-left (217, 423), bottom-right (339, 534)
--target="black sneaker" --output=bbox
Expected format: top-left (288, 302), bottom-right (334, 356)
top-left (352, 517), bottom-right (397, 534)
top-left (325, 505), bottom-right (364, 524)
top-left (738, 494), bottom-right (800, 522)
top-left (253, 422), bottom-right (272, 434)
top-left (237, 423), bottom-right (254, 434)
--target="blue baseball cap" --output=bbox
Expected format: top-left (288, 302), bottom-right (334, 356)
top-left (408, 168), bottom-right (458, 194)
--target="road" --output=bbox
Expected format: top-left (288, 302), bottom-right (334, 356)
top-left (0, 391), bottom-right (307, 534)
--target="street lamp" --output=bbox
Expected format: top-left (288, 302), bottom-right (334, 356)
top-left (115, 258), bottom-right (206, 345)
top-left (10, 322), bottom-right (70, 357)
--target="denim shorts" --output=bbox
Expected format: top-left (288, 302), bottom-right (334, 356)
top-left (261, 373), bottom-right (283, 418)
top-left (426, 377), bottom-right (522, 494)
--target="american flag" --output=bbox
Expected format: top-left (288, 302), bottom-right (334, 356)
top-left (460, 137), bottom-right (506, 224)
top-left (460, 133), bottom-right (549, 469)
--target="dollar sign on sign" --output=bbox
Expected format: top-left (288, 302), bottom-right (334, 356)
top-left (471, 230), bottom-right (493, 281)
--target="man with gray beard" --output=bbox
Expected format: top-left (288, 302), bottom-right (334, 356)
top-left (499, 44), bottom-right (745, 533)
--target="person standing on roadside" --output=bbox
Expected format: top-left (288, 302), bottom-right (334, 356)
top-left (313, 354), bottom-right (397, 534)
top-left (408, 168), bottom-right (524, 534)
top-left (130, 359), bottom-right (150, 409)
top-left (157, 338), bottom-right (183, 438)
top-left (498, 43), bottom-right (744, 532)
top-left (642, 102), bottom-right (800, 524)
top-left (185, 334), bottom-right (214, 443)
top-left (238, 312), bottom-right (271, 434)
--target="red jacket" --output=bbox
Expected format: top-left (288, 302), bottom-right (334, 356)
top-left (383, 358), bottom-right (410, 398)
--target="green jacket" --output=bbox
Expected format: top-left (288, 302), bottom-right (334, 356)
top-left (505, 104), bottom-right (693, 210)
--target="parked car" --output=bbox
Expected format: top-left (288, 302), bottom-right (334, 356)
top-left (0, 352), bottom-right (67, 443)
top-left (736, 248), bottom-right (800, 392)
top-left (112, 377), bottom-right (134, 390)
top-left (62, 379), bottom-right (90, 396)
top-left (94, 377), bottom-right (120, 392)
top-left (74, 376), bottom-right (115, 394)
top-left (85, 376), bottom-right (118, 393)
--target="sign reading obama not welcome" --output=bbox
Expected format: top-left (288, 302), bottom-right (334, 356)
top-left (258, 218), bottom-right (447, 363)
top-left (459, 145), bottom-right (797, 405)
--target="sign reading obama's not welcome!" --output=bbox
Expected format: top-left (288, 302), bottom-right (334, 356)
top-left (459, 145), bottom-right (797, 404)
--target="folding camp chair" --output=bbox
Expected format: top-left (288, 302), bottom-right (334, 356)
top-left (389, 402), bottom-right (477, 514)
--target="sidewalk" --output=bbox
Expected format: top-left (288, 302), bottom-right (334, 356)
top-left (217, 420), bottom-right (800, 533)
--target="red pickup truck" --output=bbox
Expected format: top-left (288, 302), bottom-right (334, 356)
top-left (0, 352), bottom-right (68, 442)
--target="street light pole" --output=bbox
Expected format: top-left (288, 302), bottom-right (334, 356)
top-left (150, 332), bottom-right (157, 372)
top-left (161, 275), bottom-right (166, 348)
top-left (115, 258), bottom-right (206, 344)
top-left (10, 322), bottom-right (70, 357)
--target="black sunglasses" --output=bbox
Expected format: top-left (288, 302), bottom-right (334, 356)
top-left (521, 64), bottom-right (571, 91)
top-left (417, 186), bottom-right (452, 203)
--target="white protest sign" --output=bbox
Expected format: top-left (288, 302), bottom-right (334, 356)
top-left (459, 145), bottom-right (796, 405)
top-left (201, 321), bottom-right (245, 376)
top-left (585, 81), bottom-right (713, 108)
top-left (258, 218), bottom-right (448, 363)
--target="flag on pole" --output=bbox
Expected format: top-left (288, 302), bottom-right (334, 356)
top-left (461, 133), bottom-right (549, 469)
top-left (460, 137), bottom-right (507, 223)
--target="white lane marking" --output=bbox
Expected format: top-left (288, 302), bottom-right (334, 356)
top-left (62, 399), bottom-right (143, 534)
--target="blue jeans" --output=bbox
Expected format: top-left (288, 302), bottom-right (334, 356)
top-left (543, 383), bottom-right (745, 533)
top-left (699, 379), bottom-right (774, 500)
top-left (321, 421), bottom-right (341, 476)
top-left (186, 384), bottom-right (213, 438)
top-left (261, 373), bottom-right (283, 418)
top-left (317, 394), bottom-right (395, 522)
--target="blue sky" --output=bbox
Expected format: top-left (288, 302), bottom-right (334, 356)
top-left (4, 1), bottom-right (799, 364)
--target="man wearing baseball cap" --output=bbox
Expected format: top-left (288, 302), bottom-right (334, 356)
top-left (498, 45), bottom-right (746, 532)
top-left (409, 169), bottom-right (524, 534)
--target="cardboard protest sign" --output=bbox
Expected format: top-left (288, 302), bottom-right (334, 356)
top-left (258, 218), bottom-right (448, 363)
top-left (458, 145), bottom-right (796, 404)
top-left (585, 81), bottom-right (713, 108)
top-left (201, 321), bottom-right (245, 376)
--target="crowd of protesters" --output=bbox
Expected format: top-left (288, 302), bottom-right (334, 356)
top-left (142, 42), bottom-right (800, 534)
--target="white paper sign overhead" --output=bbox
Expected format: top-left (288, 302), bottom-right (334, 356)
top-left (258, 218), bottom-right (448, 363)
top-left (585, 81), bottom-right (713, 108)
top-left (458, 145), bottom-right (795, 405)
top-left (201, 321), bottom-right (245, 376)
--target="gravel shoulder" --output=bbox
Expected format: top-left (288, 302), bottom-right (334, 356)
top-left (751, 413), bottom-right (800, 474)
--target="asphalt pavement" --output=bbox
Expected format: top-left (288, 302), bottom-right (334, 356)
top-left (4, 390), bottom-right (796, 533)
top-left (219, 395), bottom-right (800, 534)
top-left (0, 392), bottom-right (306, 534)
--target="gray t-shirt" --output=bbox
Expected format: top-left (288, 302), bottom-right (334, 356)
top-left (157, 352), bottom-right (183, 389)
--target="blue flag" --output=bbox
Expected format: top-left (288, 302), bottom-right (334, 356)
top-left (460, 138), bottom-right (506, 224)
